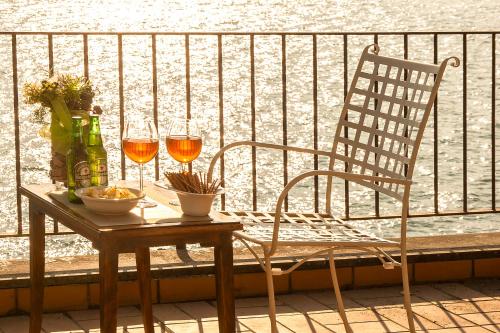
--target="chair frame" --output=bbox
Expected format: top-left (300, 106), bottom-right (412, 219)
top-left (208, 44), bottom-right (459, 333)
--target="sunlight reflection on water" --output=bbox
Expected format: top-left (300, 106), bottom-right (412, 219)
top-left (0, 0), bottom-right (499, 259)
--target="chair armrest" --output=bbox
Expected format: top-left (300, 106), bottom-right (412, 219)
top-left (266, 170), bottom-right (411, 256)
top-left (207, 140), bottom-right (331, 181)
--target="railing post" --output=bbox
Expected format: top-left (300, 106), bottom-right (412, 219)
top-left (184, 34), bottom-right (191, 119)
top-left (118, 34), bottom-right (125, 180)
top-left (374, 33), bottom-right (380, 217)
top-left (11, 33), bottom-right (22, 235)
top-left (462, 33), bottom-right (468, 212)
top-left (151, 33), bottom-right (159, 180)
top-left (312, 34), bottom-right (319, 213)
top-left (250, 34), bottom-right (257, 211)
top-left (217, 34), bottom-right (226, 210)
top-left (47, 33), bottom-right (59, 234)
top-left (48, 34), bottom-right (54, 76)
top-left (343, 34), bottom-right (350, 218)
top-left (281, 34), bottom-right (289, 211)
top-left (83, 33), bottom-right (89, 80)
top-left (184, 34), bottom-right (193, 173)
top-left (492, 33), bottom-right (496, 211)
top-left (433, 33), bottom-right (439, 214)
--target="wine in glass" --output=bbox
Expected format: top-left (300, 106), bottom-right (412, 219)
top-left (166, 118), bottom-right (202, 169)
top-left (122, 118), bottom-right (159, 208)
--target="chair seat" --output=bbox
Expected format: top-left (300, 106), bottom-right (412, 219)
top-left (222, 211), bottom-right (398, 247)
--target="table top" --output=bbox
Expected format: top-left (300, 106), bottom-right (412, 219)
top-left (20, 182), bottom-right (242, 246)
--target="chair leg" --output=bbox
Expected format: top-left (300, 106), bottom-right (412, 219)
top-left (401, 251), bottom-right (416, 333)
top-left (264, 256), bottom-right (279, 333)
top-left (328, 250), bottom-right (353, 333)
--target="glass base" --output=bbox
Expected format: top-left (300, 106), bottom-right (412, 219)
top-left (137, 198), bottom-right (157, 208)
top-left (168, 200), bottom-right (180, 206)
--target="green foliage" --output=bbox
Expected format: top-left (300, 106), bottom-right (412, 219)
top-left (23, 74), bottom-right (96, 123)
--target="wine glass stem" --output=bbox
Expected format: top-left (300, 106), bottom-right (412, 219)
top-left (139, 163), bottom-right (144, 192)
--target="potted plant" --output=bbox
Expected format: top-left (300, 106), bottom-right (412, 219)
top-left (23, 74), bottom-right (100, 183)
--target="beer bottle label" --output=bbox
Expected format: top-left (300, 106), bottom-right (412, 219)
top-left (74, 161), bottom-right (91, 188)
top-left (96, 158), bottom-right (108, 185)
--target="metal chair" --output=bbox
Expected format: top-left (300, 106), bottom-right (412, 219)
top-left (208, 44), bottom-right (459, 333)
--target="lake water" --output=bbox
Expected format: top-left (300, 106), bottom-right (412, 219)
top-left (0, 0), bottom-right (499, 259)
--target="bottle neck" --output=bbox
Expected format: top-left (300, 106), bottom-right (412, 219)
top-left (72, 120), bottom-right (84, 145)
top-left (88, 116), bottom-right (103, 146)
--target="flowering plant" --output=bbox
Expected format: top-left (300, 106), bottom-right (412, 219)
top-left (23, 74), bottom-right (100, 181)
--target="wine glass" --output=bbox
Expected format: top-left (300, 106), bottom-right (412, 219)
top-left (166, 118), bottom-right (202, 170)
top-left (122, 117), bottom-right (159, 208)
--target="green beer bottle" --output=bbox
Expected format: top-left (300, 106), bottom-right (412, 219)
top-left (66, 116), bottom-right (91, 203)
top-left (87, 114), bottom-right (108, 186)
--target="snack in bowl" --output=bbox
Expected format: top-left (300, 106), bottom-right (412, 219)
top-left (84, 186), bottom-right (138, 199)
top-left (75, 186), bottom-right (145, 215)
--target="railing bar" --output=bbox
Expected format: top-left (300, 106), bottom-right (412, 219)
top-left (81, 34), bottom-right (90, 236)
top-left (463, 33), bottom-right (468, 212)
top-left (343, 34), bottom-right (350, 218)
top-left (152, 34), bottom-right (159, 180)
top-left (217, 34), bottom-right (226, 210)
top-left (433, 33), bottom-right (439, 214)
top-left (184, 34), bottom-right (193, 173)
top-left (12, 34), bottom-right (22, 235)
top-left (374, 33), bottom-right (380, 217)
top-left (312, 34), bottom-right (319, 213)
top-left (403, 34), bottom-right (410, 217)
top-left (403, 34), bottom-right (409, 177)
top-left (281, 34), bottom-right (289, 211)
top-left (345, 208), bottom-right (500, 221)
top-left (250, 34), bottom-right (257, 211)
top-left (3, 206), bottom-right (500, 240)
top-left (0, 232), bottom-right (76, 239)
top-left (47, 33), bottom-right (59, 234)
top-left (83, 33), bottom-right (89, 79)
top-left (2, 204), bottom-right (500, 239)
top-left (118, 34), bottom-right (125, 180)
top-left (185, 34), bottom-right (191, 119)
top-left (2, 31), bottom-right (500, 36)
top-left (492, 33), bottom-right (496, 210)
top-left (48, 34), bottom-right (54, 76)
top-left (175, 36), bottom-right (192, 252)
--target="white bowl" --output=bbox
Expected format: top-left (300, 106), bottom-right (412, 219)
top-left (169, 187), bottom-right (224, 217)
top-left (75, 186), bottom-right (145, 215)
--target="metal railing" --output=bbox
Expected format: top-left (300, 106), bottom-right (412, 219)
top-left (1, 31), bottom-right (498, 239)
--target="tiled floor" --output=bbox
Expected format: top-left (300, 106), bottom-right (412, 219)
top-left (0, 280), bottom-right (499, 332)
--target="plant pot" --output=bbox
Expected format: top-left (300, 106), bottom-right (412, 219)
top-left (48, 109), bottom-right (89, 184)
top-left (50, 150), bottom-right (67, 183)
top-left (175, 189), bottom-right (224, 216)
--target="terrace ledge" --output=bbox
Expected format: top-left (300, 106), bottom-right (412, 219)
top-left (0, 232), bottom-right (499, 289)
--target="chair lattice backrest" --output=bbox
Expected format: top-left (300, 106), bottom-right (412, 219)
top-left (328, 44), bottom-right (459, 201)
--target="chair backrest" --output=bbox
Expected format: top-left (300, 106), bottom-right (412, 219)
top-left (326, 44), bottom-right (459, 202)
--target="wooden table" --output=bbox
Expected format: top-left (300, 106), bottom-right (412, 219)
top-left (20, 183), bottom-right (242, 333)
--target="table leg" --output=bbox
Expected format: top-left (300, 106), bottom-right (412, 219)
top-left (29, 204), bottom-right (45, 333)
top-left (214, 232), bottom-right (235, 333)
top-left (136, 247), bottom-right (154, 333)
top-left (99, 246), bottom-right (118, 333)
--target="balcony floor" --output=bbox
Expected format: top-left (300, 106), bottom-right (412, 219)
top-left (0, 280), bottom-right (499, 333)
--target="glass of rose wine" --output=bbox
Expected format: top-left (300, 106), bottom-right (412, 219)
top-left (166, 118), bottom-right (202, 170)
top-left (122, 118), bottom-right (159, 208)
